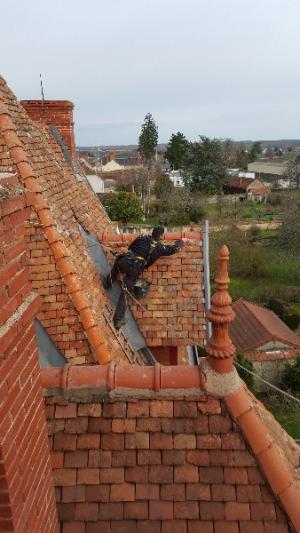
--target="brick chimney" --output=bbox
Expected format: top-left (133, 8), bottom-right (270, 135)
top-left (21, 100), bottom-right (76, 161)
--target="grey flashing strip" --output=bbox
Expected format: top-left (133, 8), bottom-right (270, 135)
top-left (48, 124), bottom-right (74, 170)
top-left (78, 225), bottom-right (156, 362)
top-left (35, 319), bottom-right (66, 368)
top-left (140, 347), bottom-right (156, 366)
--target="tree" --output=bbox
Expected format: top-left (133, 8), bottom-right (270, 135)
top-left (278, 194), bottom-right (300, 255)
top-left (281, 356), bottom-right (300, 397)
top-left (235, 144), bottom-right (249, 169)
top-left (222, 138), bottom-right (236, 168)
top-left (156, 188), bottom-right (192, 226)
top-left (183, 136), bottom-right (227, 194)
top-left (106, 191), bottom-right (143, 224)
top-left (285, 156), bottom-right (300, 189)
top-left (138, 113), bottom-right (158, 164)
top-left (154, 171), bottom-right (174, 199)
top-left (165, 132), bottom-right (189, 170)
top-left (249, 141), bottom-right (262, 162)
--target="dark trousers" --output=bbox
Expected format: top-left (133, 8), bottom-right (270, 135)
top-left (107, 254), bottom-right (143, 323)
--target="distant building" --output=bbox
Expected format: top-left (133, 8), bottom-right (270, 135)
top-left (230, 299), bottom-right (300, 390)
top-left (248, 160), bottom-right (288, 189)
top-left (168, 170), bottom-right (184, 187)
top-left (227, 169), bottom-right (255, 179)
top-left (223, 177), bottom-right (270, 201)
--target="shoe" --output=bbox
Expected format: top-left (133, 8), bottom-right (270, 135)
top-left (114, 318), bottom-right (125, 330)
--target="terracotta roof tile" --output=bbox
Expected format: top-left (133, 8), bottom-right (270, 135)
top-left (246, 349), bottom-right (299, 362)
top-left (230, 299), bottom-right (300, 353)
top-left (0, 75), bottom-right (141, 365)
top-left (41, 363), bottom-right (300, 531)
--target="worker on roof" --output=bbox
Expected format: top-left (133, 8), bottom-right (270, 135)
top-left (103, 226), bottom-right (184, 330)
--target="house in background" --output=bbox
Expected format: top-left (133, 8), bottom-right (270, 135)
top-left (223, 177), bottom-right (271, 201)
top-left (247, 160), bottom-right (298, 189)
top-left (168, 169), bottom-right (185, 187)
top-left (230, 299), bottom-right (300, 390)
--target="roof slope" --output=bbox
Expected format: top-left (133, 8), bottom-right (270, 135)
top-left (0, 75), bottom-right (141, 365)
top-left (230, 299), bottom-right (300, 352)
top-left (41, 362), bottom-right (300, 531)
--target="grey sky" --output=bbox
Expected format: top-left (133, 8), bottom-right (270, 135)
top-left (2, 0), bottom-right (300, 145)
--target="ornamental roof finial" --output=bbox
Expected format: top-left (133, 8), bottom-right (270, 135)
top-left (205, 245), bottom-right (236, 373)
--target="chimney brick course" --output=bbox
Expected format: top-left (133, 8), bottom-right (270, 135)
top-left (21, 100), bottom-right (77, 161)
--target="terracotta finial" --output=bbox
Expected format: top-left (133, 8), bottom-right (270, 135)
top-left (205, 245), bottom-right (236, 373)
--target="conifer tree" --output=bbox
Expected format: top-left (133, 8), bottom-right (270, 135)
top-left (138, 113), bottom-right (158, 164)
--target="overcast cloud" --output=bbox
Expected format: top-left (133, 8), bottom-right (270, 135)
top-left (2, 0), bottom-right (300, 145)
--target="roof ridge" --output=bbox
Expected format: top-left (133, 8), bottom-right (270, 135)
top-left (0, 98), bottom-right (111, 365)
top-left (226, 385), bottom-right (300, 531)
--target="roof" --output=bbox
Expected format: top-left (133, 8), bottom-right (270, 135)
top-left (230, 299), bottom-right (300, 353)
top-left (248, 161), bottom-right (287, 175)
top-left (0, 74), bottom-right (205, 367)
top-left (228, 177), bottom-right (255, 189)
top-left (0, 75), bottom-right (141, 366)
top-left (226, 177), bottom-right (270, 195)
top-left (101, 159), bottom-right (124, 172)
top-left (41, 362), bottom-right (300, 531)
top-left (246, 348), bottom-right (299, 362)
top-left (39, 245), bottom-right (300, 530)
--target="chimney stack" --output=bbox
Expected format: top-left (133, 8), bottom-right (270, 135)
top-left (21, 100), bottom-right (76, 161)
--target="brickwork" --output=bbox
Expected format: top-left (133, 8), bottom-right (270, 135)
top-left (26, 213), bottom-right (93, 363)
top-left (21, 100), bottom-right (77, 161)
top-left (0, 75), bottom-right (137, 365)
top-left (44, 394), bottom-right (290, 532)
top-left (104, 236), bottom-right (205, 349)
top-left (0, 186), bottom-right (59, 532)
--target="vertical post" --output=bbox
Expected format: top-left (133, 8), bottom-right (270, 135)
top-left (203, 219), bottom-right (212, 340)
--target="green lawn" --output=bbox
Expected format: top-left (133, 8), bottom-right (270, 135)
top-left (259, 396), bottom-right (300, 439)
top-left (224, 245), bottom-right (300, 302)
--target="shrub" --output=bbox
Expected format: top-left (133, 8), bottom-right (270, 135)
top-left (189, 205), bottom-right (206, 223)
top-left (247, 224), bottom-right (260, 238)
top-left (210, 227), bottom-right (267, 280)
top-left (267, 298), bottom-right (300, 331)
top-left (281, 356), bottom-right (300, 397)
top-left (234, 352), bottom-right (255, 391)
top-left (267, 194), bottom-right (282, 207)
top-left (106, 191), bottom-right (143, 224)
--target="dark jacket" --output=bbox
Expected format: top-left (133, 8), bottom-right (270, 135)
top-left (128, 235), bottom-right (182, 269)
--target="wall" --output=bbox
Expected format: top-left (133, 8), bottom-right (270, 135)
top-left (44, 391), bottom-right (289, 532)
top-left (103, 234), bottom-right (205, 354)
top-left (0, 185), bottom-right (58, 532)
top-left (252, 360), bottom-right (288, 392)
top-left (21, 100), bottom-right (77, 161)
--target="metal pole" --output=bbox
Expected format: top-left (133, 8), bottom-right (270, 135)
top-left (203, 219), bottom-right (212, 340)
